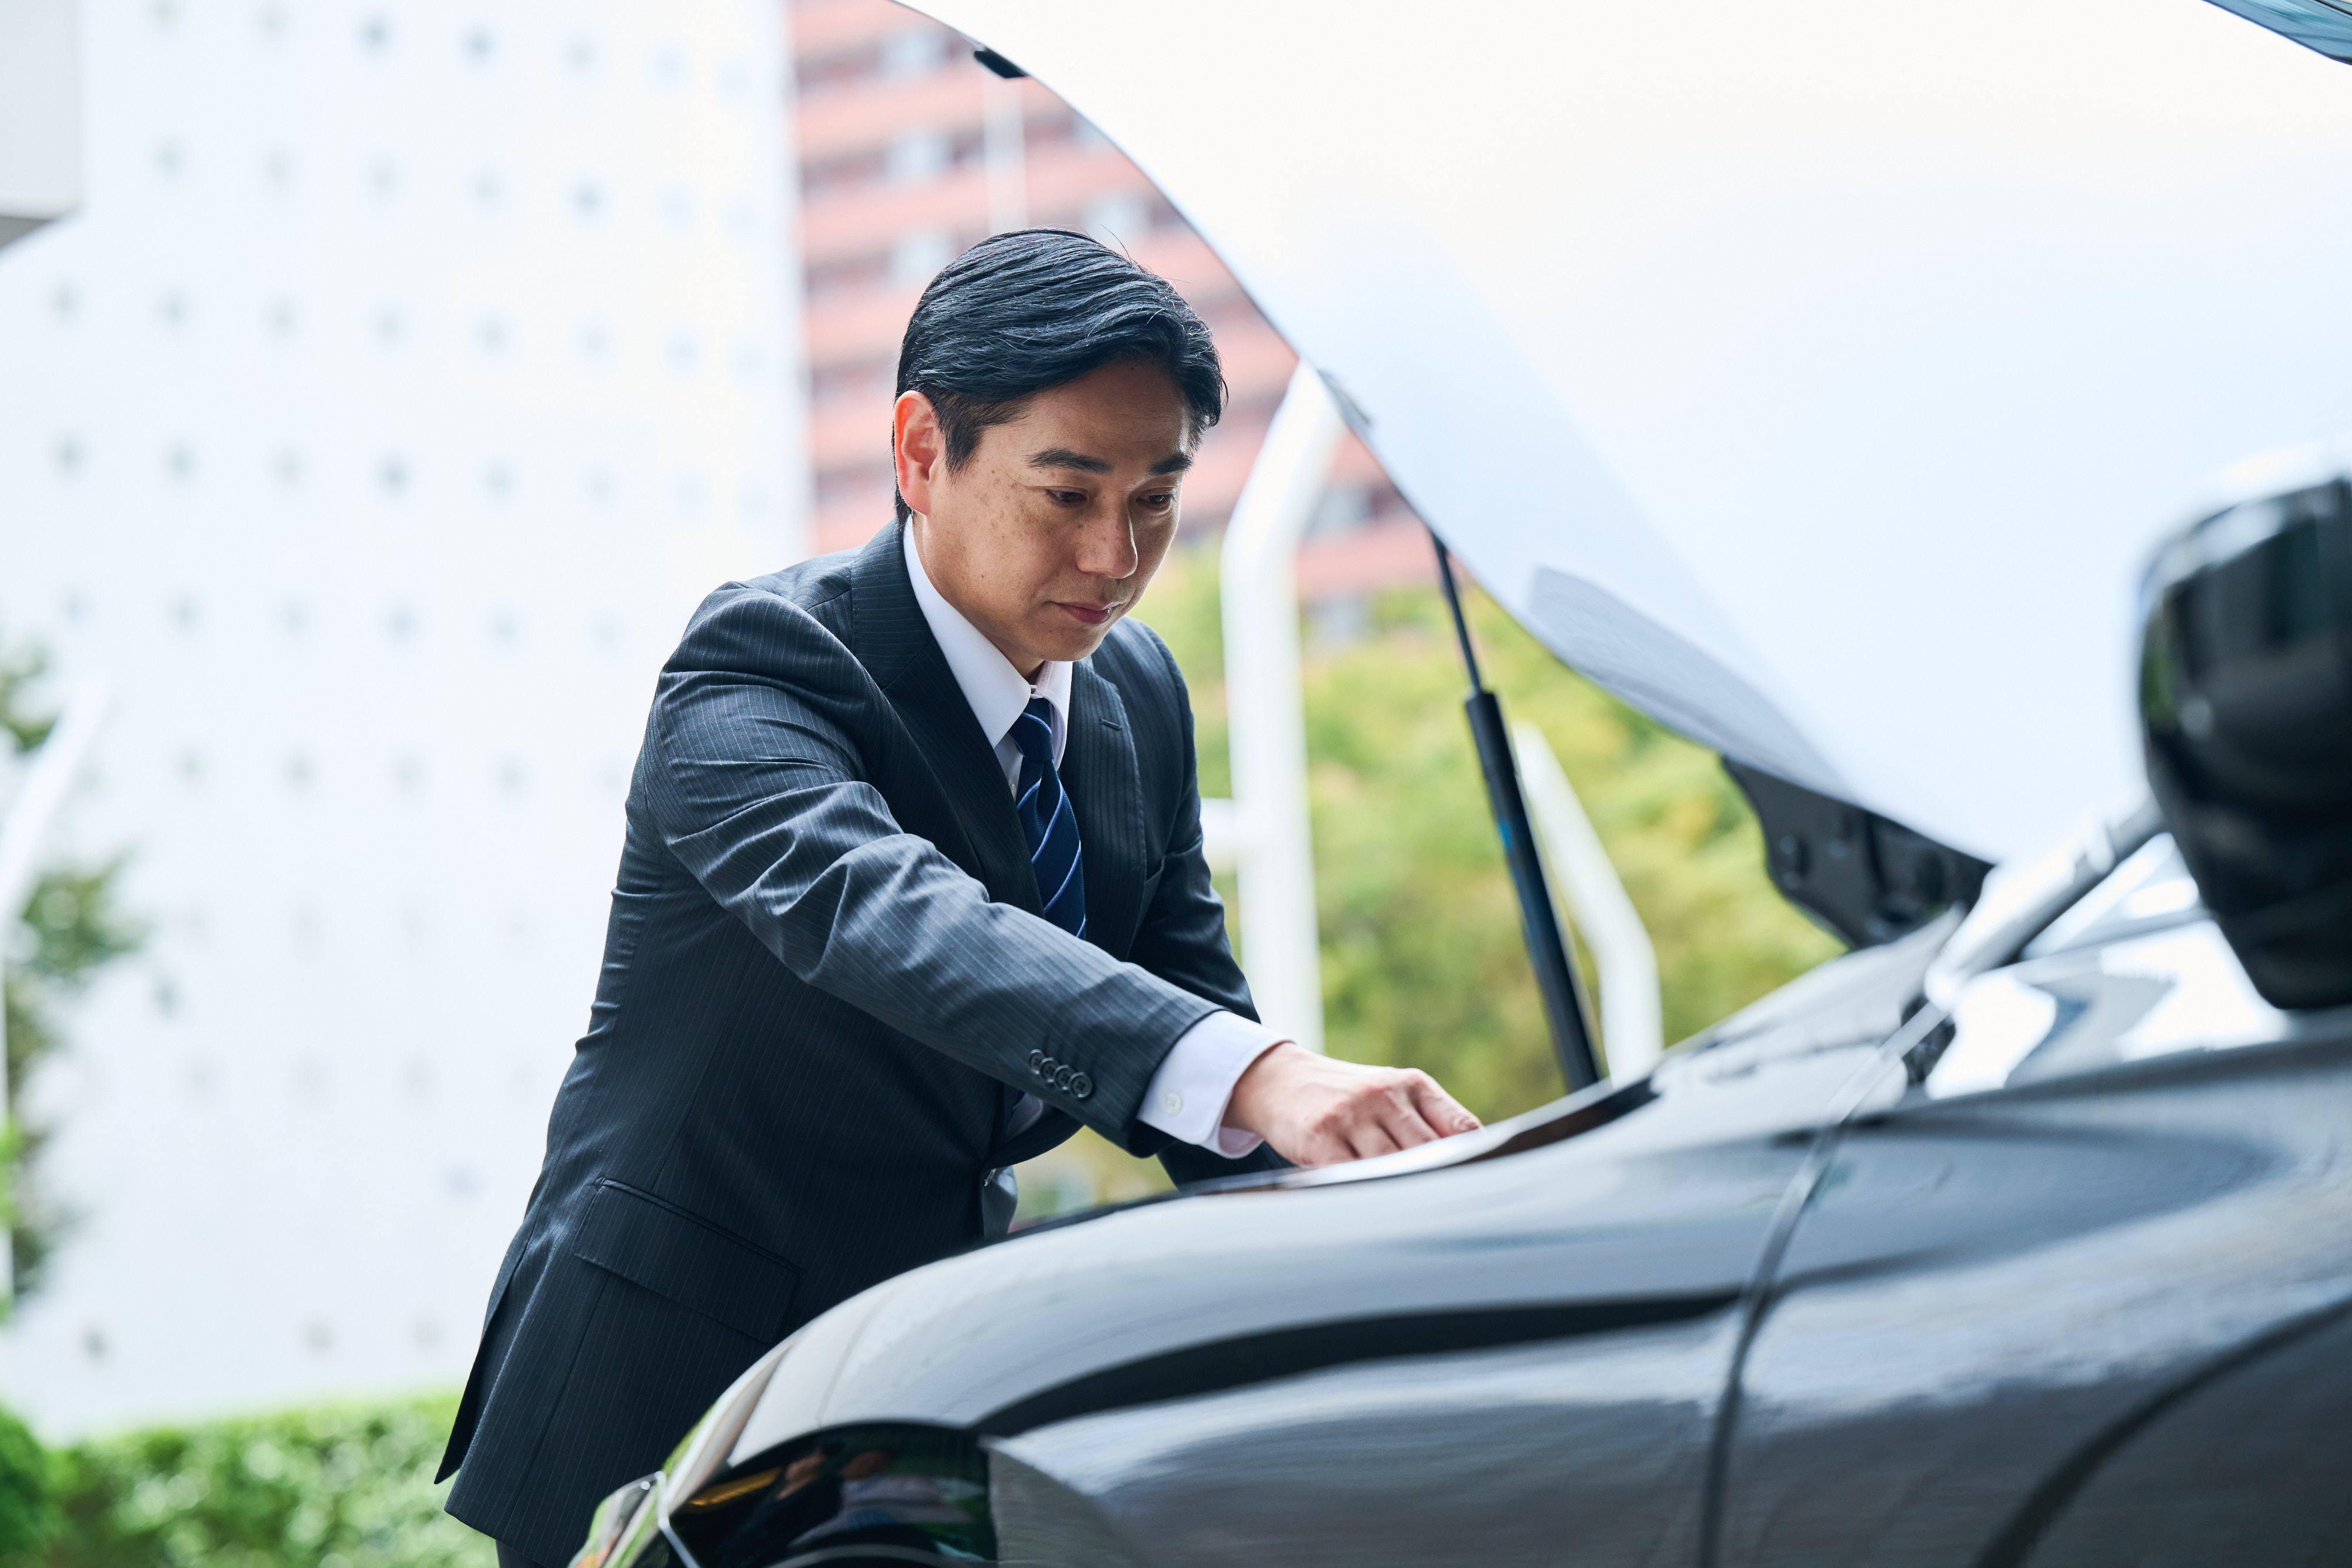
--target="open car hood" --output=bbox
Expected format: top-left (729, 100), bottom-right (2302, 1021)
top-left (906, 0), bottom-right (2352, 864)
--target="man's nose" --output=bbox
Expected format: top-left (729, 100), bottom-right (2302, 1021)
top-left (1071, 503), bottom-right (1139, 580)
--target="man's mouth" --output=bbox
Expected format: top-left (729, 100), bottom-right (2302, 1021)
top-left (1055, 601), bottom-right (1122, 627)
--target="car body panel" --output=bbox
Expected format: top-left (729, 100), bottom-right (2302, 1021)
top-left (1721, 845), bottom-right (2352, 1564)
top-left (736, 1108), bottom-right (1801, 1450)
top-left (1726, 1037), bottom-right (2352, 1565)
top-left (990, 1311), bottom-right (1735, 1568)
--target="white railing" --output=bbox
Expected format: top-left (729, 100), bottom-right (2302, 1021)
top-left (1512, 721), bottom-right (1662, 1078)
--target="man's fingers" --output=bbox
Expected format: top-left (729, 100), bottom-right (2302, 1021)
top-left (1289, 1098), bottom-right (1361, 1169)
top-left (1302, 1123), bottom-right (1357, 1168)
top-left (1372, 1076), bottom-right (1444, 1149)
top-left (1317, 1126), bottom-right (1369, 1167)
top-left (1262, 1057), bottom-right (1481, 1168)
top-left (1406, 1071), bottom-right (1482, 1136)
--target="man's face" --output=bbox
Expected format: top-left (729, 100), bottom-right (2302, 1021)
top-left (895, 357), bottom-right (1192, 678)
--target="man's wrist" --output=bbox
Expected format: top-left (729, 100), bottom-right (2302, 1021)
top-left (1138, 1012), bottom-right (1288, 1154)
top-left (1222, 1039), bottom-right (1306, 1141)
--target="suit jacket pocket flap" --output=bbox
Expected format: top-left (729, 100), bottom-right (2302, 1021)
top-left (570, 1180), bottom-right (799, 1343)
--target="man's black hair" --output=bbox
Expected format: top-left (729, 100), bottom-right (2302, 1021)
top-left (892, 228), bottom-right (1226, 523)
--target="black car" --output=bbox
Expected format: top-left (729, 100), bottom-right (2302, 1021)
top-left (556, 1), bottom-right (2352, 1561)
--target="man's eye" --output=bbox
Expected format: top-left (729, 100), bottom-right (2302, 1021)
top-left (1139, 493), bottom-right (1174, 510)
top-left (1049, 489), bottom-right (1085, 505)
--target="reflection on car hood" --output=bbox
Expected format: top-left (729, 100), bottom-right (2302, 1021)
top-left (906, 0), bottom-right (2352, 863)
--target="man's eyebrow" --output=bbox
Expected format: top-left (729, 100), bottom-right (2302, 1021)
top-left (1023, 447), bottom-right (1195, 477)
top-left (1027, 447), bottom-right (1113, 474)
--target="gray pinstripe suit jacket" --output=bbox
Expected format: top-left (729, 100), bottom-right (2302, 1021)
top-left (438, 521), bottom-right (1281, 1563)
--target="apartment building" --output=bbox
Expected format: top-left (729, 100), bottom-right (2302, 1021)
top-left (789, 0), bottom-right (1434, 609)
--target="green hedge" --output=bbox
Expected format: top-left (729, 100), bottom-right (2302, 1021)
top-left (31, 1394), bottom-right (492, 1568)
top-left (0, 1404), bottom-right (57, 1564)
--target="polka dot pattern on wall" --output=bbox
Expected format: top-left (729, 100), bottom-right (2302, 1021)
top-left (0, 0), bottom-right (806, 1433)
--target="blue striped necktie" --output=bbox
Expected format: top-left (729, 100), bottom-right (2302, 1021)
top-left (1011, 697), bottom-right (1085, 938)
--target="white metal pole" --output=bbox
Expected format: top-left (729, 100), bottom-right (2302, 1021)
top-left (1220, 364), bottom-right (1343, 1052)
top-left (1511, 720), bottom-right (1664, 1078)
top-left (0, 678), bottom-right (110, 1310)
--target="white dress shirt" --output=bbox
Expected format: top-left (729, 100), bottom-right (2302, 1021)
top-left (904, 527), bottom-right (1279, 1157)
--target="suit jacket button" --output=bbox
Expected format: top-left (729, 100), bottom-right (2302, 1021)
top-left (1027, 1049), bottom-right (1046, 1075)
top-left (1054, 1064), bottom-right (1075, 1091)
top-left (1069, 1072), bottom-right (1093, 1099)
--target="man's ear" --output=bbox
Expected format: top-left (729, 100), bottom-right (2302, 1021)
top-left (893, 390), bottom-right (944, 519)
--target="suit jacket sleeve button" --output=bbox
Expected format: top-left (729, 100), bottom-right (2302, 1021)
top-left (1070, 1072), bottom-right (1093, 1099)
top-left (1027, 1049), bottom-right (1046, 1075)
top-left (1054, 1064), bottom-right (1074, 1091)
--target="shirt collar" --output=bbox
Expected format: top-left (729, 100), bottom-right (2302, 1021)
top-left (903, 524), bottom-right (1071, 763)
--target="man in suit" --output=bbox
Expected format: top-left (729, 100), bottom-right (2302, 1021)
top-left (439, 229), bottom-right (1481, 1568)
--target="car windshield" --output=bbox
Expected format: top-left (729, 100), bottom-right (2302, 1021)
top-left (2206, 0), bottom-right (2352, 61)
top-left (1921, 836), bottom-right (2324, 1099)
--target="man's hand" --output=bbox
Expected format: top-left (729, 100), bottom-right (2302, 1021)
top-left (1223, 1042), bottom-right (1482, 1168)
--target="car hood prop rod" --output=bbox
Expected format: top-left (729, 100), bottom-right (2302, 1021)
top-left (1431, 527), bottom-right (1602, 1092)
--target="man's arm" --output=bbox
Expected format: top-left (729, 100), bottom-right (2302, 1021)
top-left (1122, 628), bottom-right (1481, 1173)
top-left (1114, 631), bottom-right (1286, 1180)
top-left (644, 586), bottom-right (1217, 1145)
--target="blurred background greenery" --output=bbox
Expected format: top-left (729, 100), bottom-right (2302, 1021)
top-left (1012, 545), bottom-right (1840, 1216)
top-left (3, 640), bottom-right (484, 1568)
top-left (0, 1395), bottom-right (489, 1568)
top-left (2, 641), bottom-right (145, 1305)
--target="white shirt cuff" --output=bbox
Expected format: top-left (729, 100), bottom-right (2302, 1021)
top-left (1138, 1011), bottom-right (1288, 1157)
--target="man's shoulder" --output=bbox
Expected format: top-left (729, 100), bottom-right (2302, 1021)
top-left (1087, 619), bottom-right (1196, 756)
top-left (679, 540), bottom-right (870, 653)
top-left (1090, 616), bottom-right (1185, 698)
top-left (729, 543), bottom-right (864, 620)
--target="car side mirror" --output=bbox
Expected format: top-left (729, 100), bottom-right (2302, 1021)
top-left (2140, 469), bottom-right (2352, 1010)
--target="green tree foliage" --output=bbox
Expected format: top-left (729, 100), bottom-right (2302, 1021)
top-left (0, 644), bottom-right (58, 755)
top-left (1138, 544), bottom-right (1840, 1125)
top-left (0, 638), bottom-right (144, 1304)
top-left (39, 1395), bottom-right (492, 1568)
top-left (0, 1403), bottom-right (58, 1566)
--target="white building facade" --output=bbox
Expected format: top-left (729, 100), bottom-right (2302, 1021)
top-left (0, 0), bottom-right (805, 1434)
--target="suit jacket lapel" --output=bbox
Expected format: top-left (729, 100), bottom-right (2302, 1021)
top-left (846, 524), bottom-right (1041, 915)
top-left (1064, 661), bottom-right (1148, 958)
